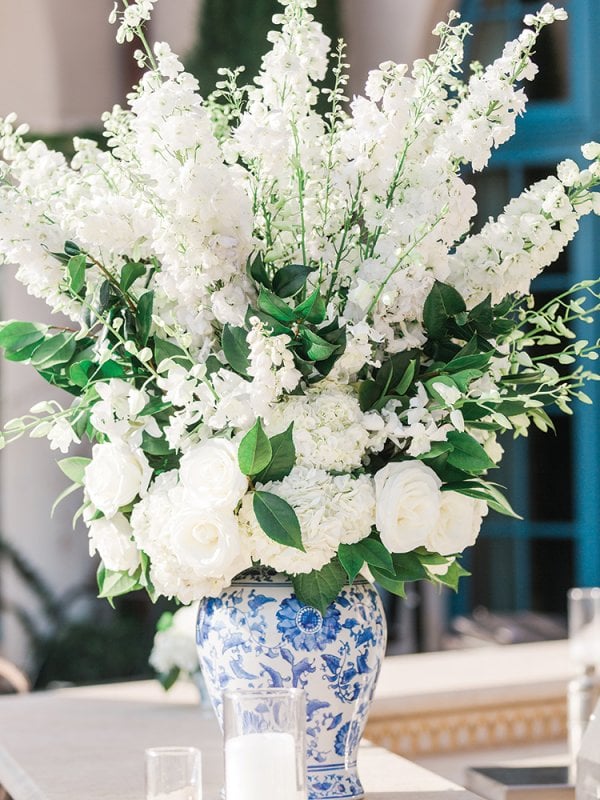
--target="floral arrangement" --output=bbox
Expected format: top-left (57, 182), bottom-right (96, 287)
top-left (149, 604), bottom-right (201, 689)
top-left (0, 0), bottom-right (598, 613)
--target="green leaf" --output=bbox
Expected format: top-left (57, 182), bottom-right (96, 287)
top-left (337, 544), bottom-right (365, 584)
top-left (253, 491), bottom-right (304, 550)
top-left (159, 666), bottom-right (181, 691)
top-left (445, 351), bottom-right (493, 373)
top-left (67, 254), bottom-right (87, 294)
top-left (97, 566), bottom-right (141, 601)
top-left (394, 360), bottom-right (418, 397)
top-left (120, 262), bottom-right (146, 292)
top-left (153, 336), bottom-right (192, 368)
top-left (390, 552), bottom-right (428, 582)
top-left (445, 481), bottom-right (522, 519)
top-left (69, 360), bottom-right (93, 388)
top-left (136, 291), bottom-right (154, 345)
top-left (238, 419), bottom-right (272, 477)
top-left (423, 281), bottom-right (467, 340)
top-left (370, 566), bottom-right (406, 598)
top-left (57, 456), bottom-right (91, 485)
top-left (0, 320), bottom-right (47, 361)
top-left (256, 424), bottom-right (296, 483)
top-left (299, 329), bottom-right (339, 361)
top-left (355, 538), bottom-right (394, 573)
top-left (376, 350), bottom-right (419, 395)
top-left (451, 369), bottom-right (483, 393)
top-left (222, 325), bottom-right (250, 377)
top-left (292, 559), bottom-right (347, 614)
top-left (431, 560), bottom-right (471, 592)
top-left (140, 398), bottom-right (172, 417)
top-left (272, 264), bottom-right (315, 298)
top-left (358, 380), bottom-right (382, 412)
top-left (156, 611), bottom-right (174, 632)
top-left (257, 289), bottom-right (296, 323)
top-left (245, 308), bottom-right (292, 337)
top-left (64, 240), bottom-right (81, 257)
top-left (51, 482), bottom-right (81, 517)
top-left (99, 360), bottom-right (126, 379)
top-left (248, 253), bottom-right (271, 289)
top-left (30, 332), bottom-right (77, 369)
top-left (139, 551), bottom-right (157, 602)
top-left (141, 431), bottom-right (173, 456)
top-left (295, 290), bottom-right (326, 324)
top-left (446, 431), bottom-right (496, 475)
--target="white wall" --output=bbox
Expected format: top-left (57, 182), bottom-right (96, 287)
top-left (342, 0), bottom-right (457, 95)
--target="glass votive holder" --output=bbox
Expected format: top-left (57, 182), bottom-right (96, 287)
top-left (145, 746), bottom-right (202, 800)
top-left (223, 688), bottom-right (307, 800)
top-left (568, 587), bottom-right (600, 668)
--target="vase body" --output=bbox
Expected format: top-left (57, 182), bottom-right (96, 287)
top-left (196, 572), bottom-right (387, 800)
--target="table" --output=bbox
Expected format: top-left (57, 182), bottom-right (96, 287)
top-left (0, 681), bottom-right (484, 800)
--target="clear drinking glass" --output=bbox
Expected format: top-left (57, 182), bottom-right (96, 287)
top-left (145, 746), bottom-right (202, 800)
top-left (223, 688), bottom-right (307, 800)
top-left (568, 587), bottom-right (600, 667)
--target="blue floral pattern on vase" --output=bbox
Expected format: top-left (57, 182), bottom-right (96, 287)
top-left (196, 571), bottom-right (387, 800)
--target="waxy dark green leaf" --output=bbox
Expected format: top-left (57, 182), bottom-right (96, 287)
top-left (423, 281), bottom-right (467, 340)
top-left (337, 544), bottom-right (365, 584)
top-left (258, 289), bottom-right (296, 323)
top-left (295, 289), bottom-right (326, 324)
top-left (238, 419), bottom-right (272, 477)
top-left (292, 559), bottom-right (347, 614)
top-left (67, 254), bottom-right (87, 294)
top-left (256, 424), bottom-right (296, 483)
top-left (299, 329), bottom-right (339, 361)
top-left (120, 262), bottom-right (146, 292)
top-left (248, 254), bottom-right (271, 289)
top-left (446, 431), bottom-right (496, 475)
top-left (136, 291), bottom-right (154, 345)
top-left (222, 325), bottom-right (250, 377)
top-left (355, 538), bottom-right (394, 573)
top-left (253, 491), bottom-right (304, 551)
top-left (272, 264), bottom-right (315, 298)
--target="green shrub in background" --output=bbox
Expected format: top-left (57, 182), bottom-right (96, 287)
top-left (187, 0), bottom-right (341, 96)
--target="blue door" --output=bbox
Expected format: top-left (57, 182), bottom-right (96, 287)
top-left (455, 0), bottom-right (600, 615)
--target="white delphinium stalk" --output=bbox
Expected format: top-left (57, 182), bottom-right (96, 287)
top-left (448, 176), bottom-right (581, 307)
top-left (240, 467), bottom-right (375, 574)
top-left (246, 318), bottom-right (302, 421)
top-left (436, 6), bottom-right (567, 171)
top-left (109, 0), bottom-right (157, 44)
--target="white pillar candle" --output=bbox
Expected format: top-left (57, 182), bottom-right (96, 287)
top-left (225, 731), bottom-right (300, 800)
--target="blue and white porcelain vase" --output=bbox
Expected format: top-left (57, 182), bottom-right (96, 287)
top-left (196, 570), bottom-right (387, 800)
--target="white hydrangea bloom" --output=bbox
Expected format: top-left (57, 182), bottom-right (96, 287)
top-left (265, 386), bottom-right (374, 471)
top-left (240, 467), bottom-right (375, 574)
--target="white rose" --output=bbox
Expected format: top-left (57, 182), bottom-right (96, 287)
top-left (85, 442), bottom-right (151, 517)
top-left (168, 498), bottom-right (244, 578)
top-left (88, 513), bottom-right (140, 574)
top-left (375, 461), bottom-right (442, 553)
top-left (179, 438), bottom-right (247, 510)
top-left (427, 491), bottom-right (488, 556)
